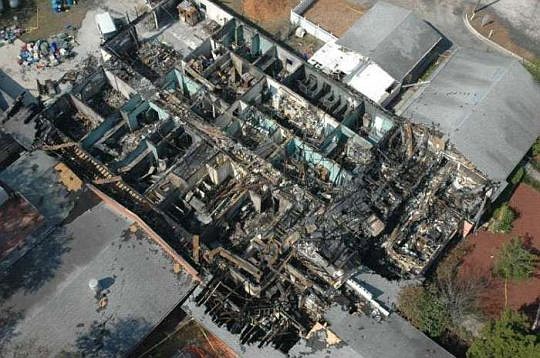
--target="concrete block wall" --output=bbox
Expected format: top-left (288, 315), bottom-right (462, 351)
top-left (290, 0), bottom-right (338, 44)
top-left (105, 70), bottom-right (137, 99)
top-left (292, 0), bottom-right (316, 15)
top-left (69, 94), bottom-right (106, 129)
top-left (195, 0), bottom-right (233, 26)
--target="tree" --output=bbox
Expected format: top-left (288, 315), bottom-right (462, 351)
top-left (419, 287), bottom-right (450, 337)
top-left (398, 285), bottom-right (425, 328)
top-left (494, 237), bottom-right (537, 281)
top-left (437, 273), bottom-right (484, 325)
top-left (467, 310), bottom-right (540, 358)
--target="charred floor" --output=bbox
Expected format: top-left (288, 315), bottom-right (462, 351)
top-left (27, 1), bottom-right (492, 353)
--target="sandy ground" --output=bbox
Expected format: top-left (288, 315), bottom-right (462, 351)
top-left (469, 1), bottom-right (540, 59)
top-left (241, 0), bottom-right (298, 36)
top-left (219, 0), bottom-right (323, 51)
top-left (470, 9), bottom-right (538, 60)
top-left (304, 0), bottom-right (365, 37)
top-left (459, 184), bottom-right (540, 321)
top-left (0, 0), bottom-right (146, 97)
top-left (489, 0), bottom-right (540, 45)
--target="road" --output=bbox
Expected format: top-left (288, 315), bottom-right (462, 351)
top-left (351, 0), bottom-right (539, 55)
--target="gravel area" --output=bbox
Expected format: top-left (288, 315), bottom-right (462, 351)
top-left (304, 0), bottom-right (365, 37)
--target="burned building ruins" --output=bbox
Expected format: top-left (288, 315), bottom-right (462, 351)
top-left (25, 0), bottom-right (494, 353)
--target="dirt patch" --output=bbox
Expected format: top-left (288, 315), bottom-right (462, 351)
top-left (459, 184), bottom-right (540, 321)
top-left (303, 0), bottom-right (365, 37)
top-left (469, 8), bottom-right (538, 61)
top-left (285, 32), bottom-right (324, 58)
top-left (219, 0), bottom-right (324, 53)
top-left (241, 0), bottom-right (298, 35)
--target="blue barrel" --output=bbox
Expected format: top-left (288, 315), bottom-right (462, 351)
top-left (51, 0), bottom-right (61, 12)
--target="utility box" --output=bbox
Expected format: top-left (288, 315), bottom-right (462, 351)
top-left (178, 1), bottom-right (200, 26)
top-left (95, 12), bottom-right (118, 42)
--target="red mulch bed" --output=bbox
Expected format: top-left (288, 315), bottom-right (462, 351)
top-left (459, 184), bottom-right (540, 321)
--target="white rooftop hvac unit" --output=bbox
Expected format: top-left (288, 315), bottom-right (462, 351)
top-left (88, 278), bottom-right (100, 294)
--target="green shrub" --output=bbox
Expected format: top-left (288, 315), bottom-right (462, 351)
top-left (525, 59), bottom-right (540, 83)
top-left (398, 285), bottom-right (450, 338)
top-left (532, 137), bottom-right (540, 157)
top-left (488, 204), bottom-right (516, 233)
top-left (509, 167), bottom-right (525, 185)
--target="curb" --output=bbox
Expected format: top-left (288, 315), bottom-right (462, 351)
top-left (462, 10), bottom-right (529, 64)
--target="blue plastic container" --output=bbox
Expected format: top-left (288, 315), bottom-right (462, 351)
top-left (51, 0), bottom-right (61, 12)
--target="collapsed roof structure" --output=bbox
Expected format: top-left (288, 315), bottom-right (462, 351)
top-left (2, 0), bottom-right (536, 356)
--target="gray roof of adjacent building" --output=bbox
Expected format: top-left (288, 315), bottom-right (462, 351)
top-left (0, 189), bottom-right (195, 356)
top-left (324, 304), bottom-right (454, 358)
top-left (0, 70), bottom-right (36, 112)
top-left (0, 151), bottom-right (74, 224)
top-left (336, 1), bottom-right (442, 82)
top-left (402, 48), bottom-right (540, 184)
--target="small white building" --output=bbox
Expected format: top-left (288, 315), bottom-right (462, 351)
top-left (95, 12), bottom-right (118, 41)
top-left (309, 1), bottom-right (443, 106)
